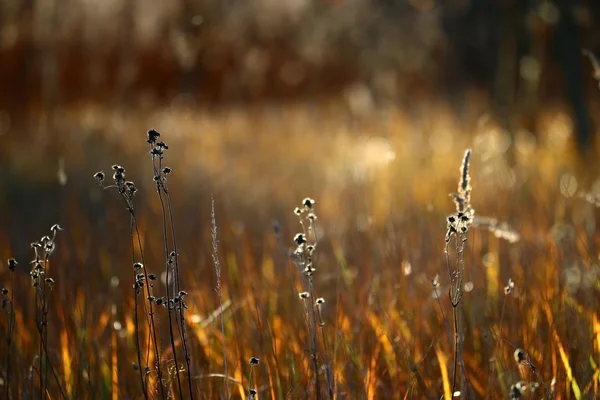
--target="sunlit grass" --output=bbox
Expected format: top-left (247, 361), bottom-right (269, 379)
top-left (0, 102), bottom-right (599, 398)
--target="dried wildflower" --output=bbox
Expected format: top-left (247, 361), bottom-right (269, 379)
top-left (156, 141), bottom-right (168, 149)
top-left (432, 274), bottom-right (440, 289)
top-left (150, 148), bottom-right (163, 157)
top-left (148, 274), bottom-right (157, 280)
top-left (504, 278), bottom-right (515, 295)
top-left (147, 296), bottom-right (155, 302)
top-left (44, 241), bottom-right (55, 254)
top-left (294, 207), bottom-right (302, 216)
top-left (8, 258), bottom-right (17, 272)
top-left (133, 262), bottom-right (143, 270)
top-left (299, 291), bottom-right (310, 299)
top-left (94, 171), bottom-right (105, 182)
top-left (50, 224), bottom-right (63, 232)
top-left (316, 298), bottom-right (325, 305)
top-left (45, 278), bottom-right (55, 284)
top-left (514, 348), bottom-right (526, 364)
top-left (307, 213), bottom-right (317, 221)
top-left (147, 129), bottom-right (160, 144)
top-left (294, 233), bottom-right (306, 245)
top-left (153, 175), bottom-right (161, 182)
top-left (136, 274), bottom-right (145, 281)
top-left (249, 357), bottom-right (260, 366)
top-left (125, 181), bottom-right (137, 192)
top-left (249, 388), bottom-right (257, 398)
top-left (515, 381), bottom-right (527, 392)
top-left (302, 197), bottom-right (315, 209)
top-left (179, 290), bottom-right (188, 297)
top-left (162, 167), bottom-right (172, 174)
top-left (509, 384), bottom-right (522, 399)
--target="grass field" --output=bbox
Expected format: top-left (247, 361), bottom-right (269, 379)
top-left (0, 101), bottom-right (599, 399)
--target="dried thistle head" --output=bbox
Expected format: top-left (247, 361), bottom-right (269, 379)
top-left (94, 171), bottom-right (105, 183)
top-left (147, 129), bottom-right (161, 144)
top-left (7, 258), bottom-right (17, 272)
top-left (249, 357), bottom-right (260, 366)
top-left (302, 197), bottom-right (315, 209)
top-left (514, 348), bottom-right (527, 364)
top-left (294, 233), bottom-right (307, 245)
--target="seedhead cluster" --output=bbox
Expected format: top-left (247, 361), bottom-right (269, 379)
top-left (446, 149), bottom-right (474, 242)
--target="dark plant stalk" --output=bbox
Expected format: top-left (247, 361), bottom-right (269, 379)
top-left (120, 191), bottom-right (166, 400)
top-left (4, 271), bottom-right (16, 400)
top-left (166, 193), bottom-right (195, 399)
top-left (149, 145), bottom-right (194, 399)
top-left (130, 218), bottom-right (149, 400)
top-left (152, 167), bottom-right (184, 398)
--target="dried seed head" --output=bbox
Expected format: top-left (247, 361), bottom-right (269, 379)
top-left (299, 291), bottom-right (310, 299)
top-left (147, 129), bottom-right (160, 144)
top-left (307, 213), bottom-right (317, 221)
top-left (148, 274), bottom-right (156, 280)
top-left (294, 207), bottom-right (302, 216)
top-left (509, 384), bottom-right (522, 399)
top-left (316, 298), bottom-right (325, 305)
top-left (294, 233), bottom-right (306, 245)
top-left (45, 278), bottom-right (55, 284)
top-left (459, 149), bottom-right (472, 193)
top-left (50, 224), bottom-right (63, 232)
top-left (150, 148), bottom-right (163, 156)
top-left (133, 262), bottom-right (143, 270)
top-left (504, 278), bottom-right (515, 295)
top-left (249, 389), bottom-right (257, 398)
top-left (515, 381), bottom-right (527, 392)
top-left (302, 197), bottom-right (315, 209)
top-left (179, 290), bottom-right (188, 297)
top-left (303, 265), bottom-right (316, 276)
top-left (8, 258), bottom-right (17, 272)
top-left (94, 171), bottom-right (105, 182)
top-left (514, 348), bottom-right (526, 364)
top-left (432, 274), bottom-right (440, 289)
top-left (1, 288), bottom-right (8, 295)
top-left (249, 357), bottom-right (260, 366)
top-left (162, 167), bottom-right (172, 174)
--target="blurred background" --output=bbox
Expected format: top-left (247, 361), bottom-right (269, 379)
top-left (2, 2), bottom-right (600, 397)
top-left (1, 0), bottom-right (600, 258)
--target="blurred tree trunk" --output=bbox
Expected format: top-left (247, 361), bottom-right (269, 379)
top-left (556, 0), bottom-right (593, 154)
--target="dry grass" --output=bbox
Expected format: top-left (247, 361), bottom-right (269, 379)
top-left (0, 101), bottom-right (599, 399)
